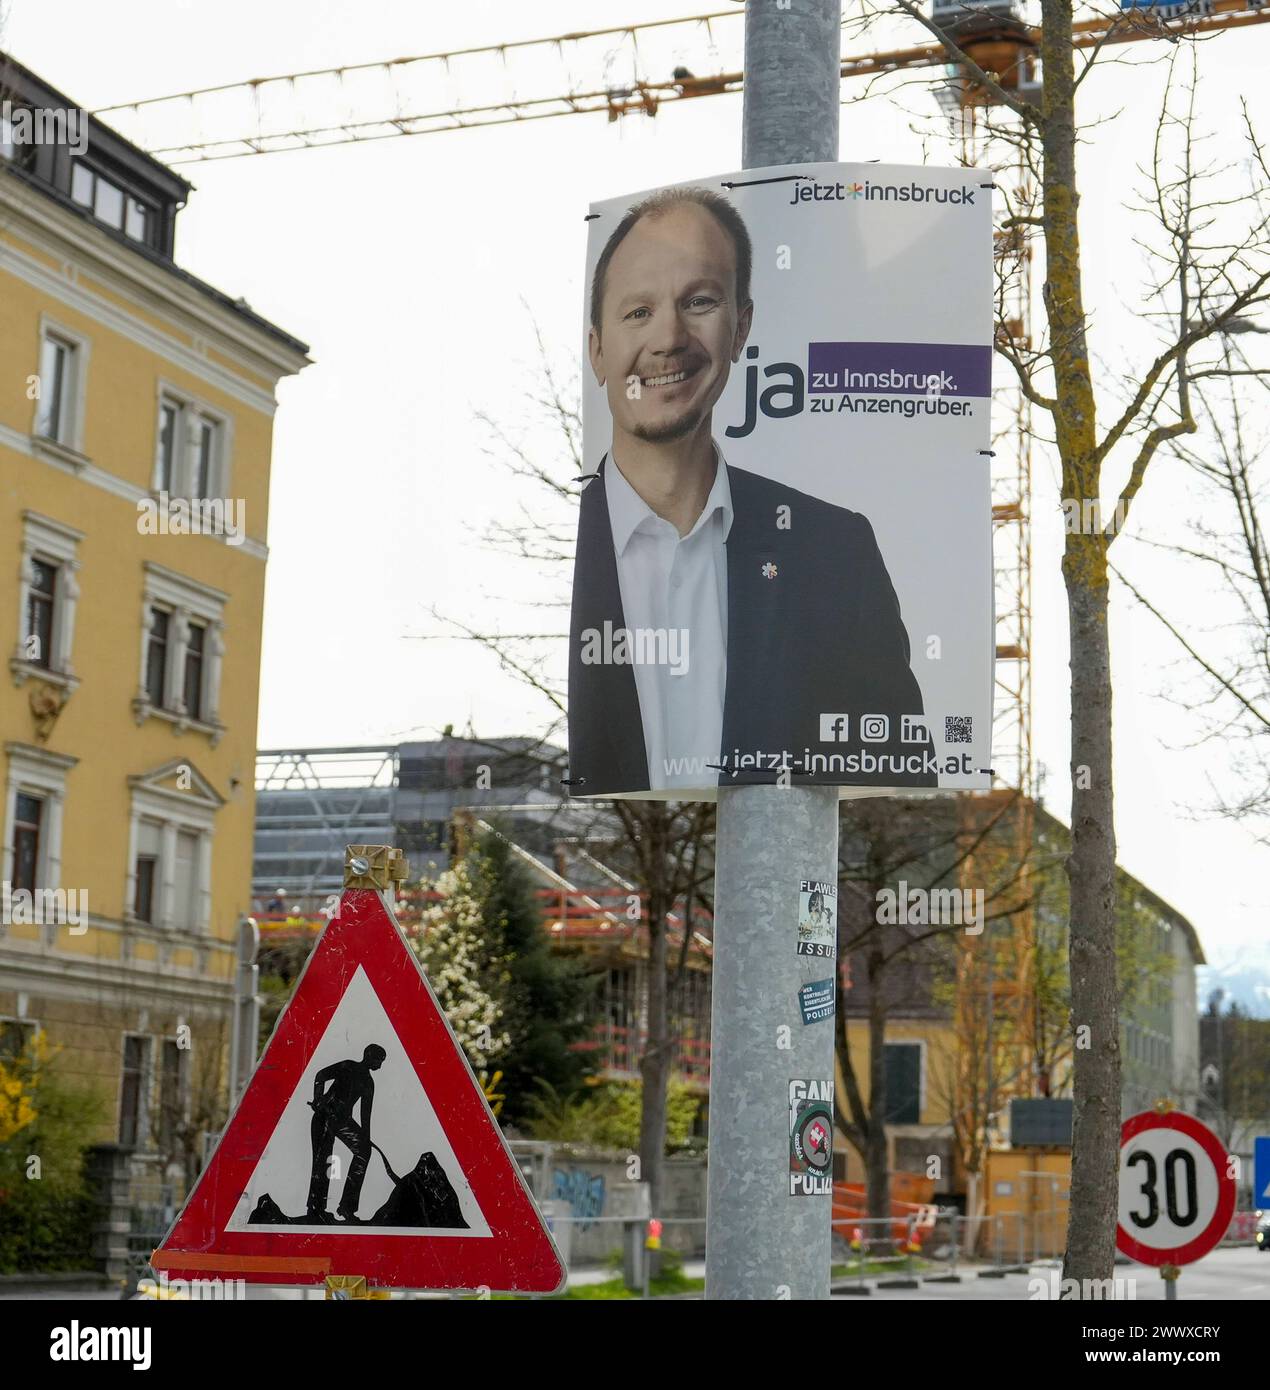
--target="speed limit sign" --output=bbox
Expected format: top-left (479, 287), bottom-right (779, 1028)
top-left (1117, 1110), bottom-right (1236, 1266)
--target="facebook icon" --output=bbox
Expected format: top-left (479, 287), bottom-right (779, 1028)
top-left (819, 714), bottom-right (850, 742)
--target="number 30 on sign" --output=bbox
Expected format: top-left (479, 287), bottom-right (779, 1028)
top-left (1116, 1110), bottom-right (1236, 1267)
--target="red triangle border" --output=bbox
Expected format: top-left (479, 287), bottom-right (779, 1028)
top-left (153, 888), bottom-right (566, 1294)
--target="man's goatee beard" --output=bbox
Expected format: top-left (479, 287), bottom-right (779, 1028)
top-left (632, 407), bottom-right (704, 444)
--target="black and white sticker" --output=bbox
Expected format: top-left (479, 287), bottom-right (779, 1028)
top-left (797, 880), bottom-right (837, 958)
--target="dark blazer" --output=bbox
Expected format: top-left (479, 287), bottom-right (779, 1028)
top-left (567, 456), bottom-right (938, 794)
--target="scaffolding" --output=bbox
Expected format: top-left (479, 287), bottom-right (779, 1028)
top-left (941, 5), bottom-right (1041, 1201)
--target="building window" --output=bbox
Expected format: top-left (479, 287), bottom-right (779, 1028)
top-left (125, 198), bottom-right (150, 242)
top-left (0, 1019), bottom-right (37, 1061)
top-left (145, 607), bottom-right (171, 708)
top-left (134, 856), bottom-right (157, 923)
top-left (157, 1040), bottom-right (186, 1153)
top-left (134, 565), bottom-right (226, 736)
top-left (13, 512), bottom-right (83, 689)
top-left (126, 768), bottom-right (220, 934)
top-left (32, 319), bottom-right (90, 458)
top-left (35, 333), bottom-right (73, 443)
top-left (134, 817), bottom-right (159, 924)
top-left (173, 830), bottom-right (199, 930)
top-left (156, 400), bottom-right (180, 492)
top-left (70, 160), bottom-right (94, 207)
top-left (183, 623), bottom-right (205, 721)
top-left (194, 418), bottom-right (215, 499)
top-left (0, 116), bottom-right (34, 170)
top-left (69, 160), bottom-right (155, 245)
top-left (153, 392), bottom-right (227, 501)
top-left (882, 1043), bottom-right (922, 1124)
top-left (3, 746), bottom-right (76, 900)
top-left (12, 794), bottom-right (43, 894)
top-left (119, 1035), bottom-right (152, 1148)
top-left (94, 176), bottom-right (125, 229)
top-left (25, 559), bottom-right (56, 670)
top-left (143, 607), bottom-right (210, 721)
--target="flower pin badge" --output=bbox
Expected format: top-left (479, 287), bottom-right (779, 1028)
top-left (761, 562), bottom-right (778, 580)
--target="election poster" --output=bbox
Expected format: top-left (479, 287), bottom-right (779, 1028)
top-left (568, 161), bottom-right (994, 800)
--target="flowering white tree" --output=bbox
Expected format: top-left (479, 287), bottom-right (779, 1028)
top-left (401, 856), bottom-right (512, 1073)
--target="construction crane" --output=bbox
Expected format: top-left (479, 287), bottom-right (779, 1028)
top-left (93, 3), bottom-right (1270, 162)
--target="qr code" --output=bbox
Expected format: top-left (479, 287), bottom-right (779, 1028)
top-left (945, 715), bottom-right (973, 744)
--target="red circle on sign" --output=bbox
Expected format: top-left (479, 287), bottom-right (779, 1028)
top-left (1115, 1111), bottom-right (1235, 1267)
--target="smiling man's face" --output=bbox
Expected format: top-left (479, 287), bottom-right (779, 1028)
top-left (589, 201), bottom-right (753, 451)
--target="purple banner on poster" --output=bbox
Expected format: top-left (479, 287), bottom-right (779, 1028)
top-left (808, 341), bottom-right (992, 398)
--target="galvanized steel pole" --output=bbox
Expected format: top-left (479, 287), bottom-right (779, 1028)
top-left (705, 0), bottom-right (843, 1302)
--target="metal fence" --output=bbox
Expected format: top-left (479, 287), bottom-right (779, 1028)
top-left (828, 1208), bottom-right (1074, 1291)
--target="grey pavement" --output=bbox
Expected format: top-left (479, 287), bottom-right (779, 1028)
top-left (844, 1246), bottom-right (1269, 1301)
top-left (0, 1246), bottom-right (1261, 1300)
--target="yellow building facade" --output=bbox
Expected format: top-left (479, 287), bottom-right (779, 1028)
top-left (0, 57), bottom-right (307, 1187)
top-left (835, 1016), bottom-right (960, 1188)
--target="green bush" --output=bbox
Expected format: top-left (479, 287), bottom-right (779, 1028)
top-left (525, 1079), bottom-right (700, 1151)
top-left (0, 1047), bottom-right (105, 1274)
top-left (0, 1182), bottom-right (95, 1274)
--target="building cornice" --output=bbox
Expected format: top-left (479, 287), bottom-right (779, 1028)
top-left (0, 169), bottom-right (310, 385)
top-left (0, 944), bottom-right (236, 1009)
top-left (0, 422), bottom-right (269, 562)
top-left (4, 740), bottom-right (79, 771)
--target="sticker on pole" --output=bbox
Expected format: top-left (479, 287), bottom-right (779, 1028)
top-left (797, 880), bottom-right (836, 958)
top-left (152, 886), bottom-right (566, 1293)
top-left (1116, 1110), bottom-right (1235, 1268)
top-left (789, 1079), bottom-right (834, 1196)
top-left (798, 979), bottom-right (835, 1025)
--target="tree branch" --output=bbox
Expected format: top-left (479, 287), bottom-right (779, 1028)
top-left (1109, 562), bottom-right (1270, 731)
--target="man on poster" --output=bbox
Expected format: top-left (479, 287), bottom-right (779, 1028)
top-left (569, 185), bottom-right (935, 795)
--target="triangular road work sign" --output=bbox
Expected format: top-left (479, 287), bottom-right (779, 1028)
top-left (153, 883), bottom-right (566, 1294)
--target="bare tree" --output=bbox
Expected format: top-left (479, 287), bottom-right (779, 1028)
top-left (599, 800), bottom-right (715, 1211)
top-left (833, 792), bottom-right (1031, 1237)
top-left (1113, 335), bottom-right (1270, 827)
top-left (868, 1), bottom-right (1270, 1286)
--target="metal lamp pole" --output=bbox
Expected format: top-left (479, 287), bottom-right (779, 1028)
top-left (705, 0), bottom-right (844, 1302)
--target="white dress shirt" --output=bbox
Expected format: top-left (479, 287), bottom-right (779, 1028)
top-left (605, 447), bottom-right (731, 790)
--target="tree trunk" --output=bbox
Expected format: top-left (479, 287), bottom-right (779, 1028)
top-left (1062, 574), bottom-right (1120, 1284)
top-left (1040, 0), bottom-right (1122, 1288)
top-left (638, 818), bottom-right (671, 1214)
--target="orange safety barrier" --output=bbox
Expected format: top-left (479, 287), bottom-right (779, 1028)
top-left (832, 1180), bottom-right (940, 1247)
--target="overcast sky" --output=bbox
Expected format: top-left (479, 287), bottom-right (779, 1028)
top-left (6, 0), bottom-right (1268, 976)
